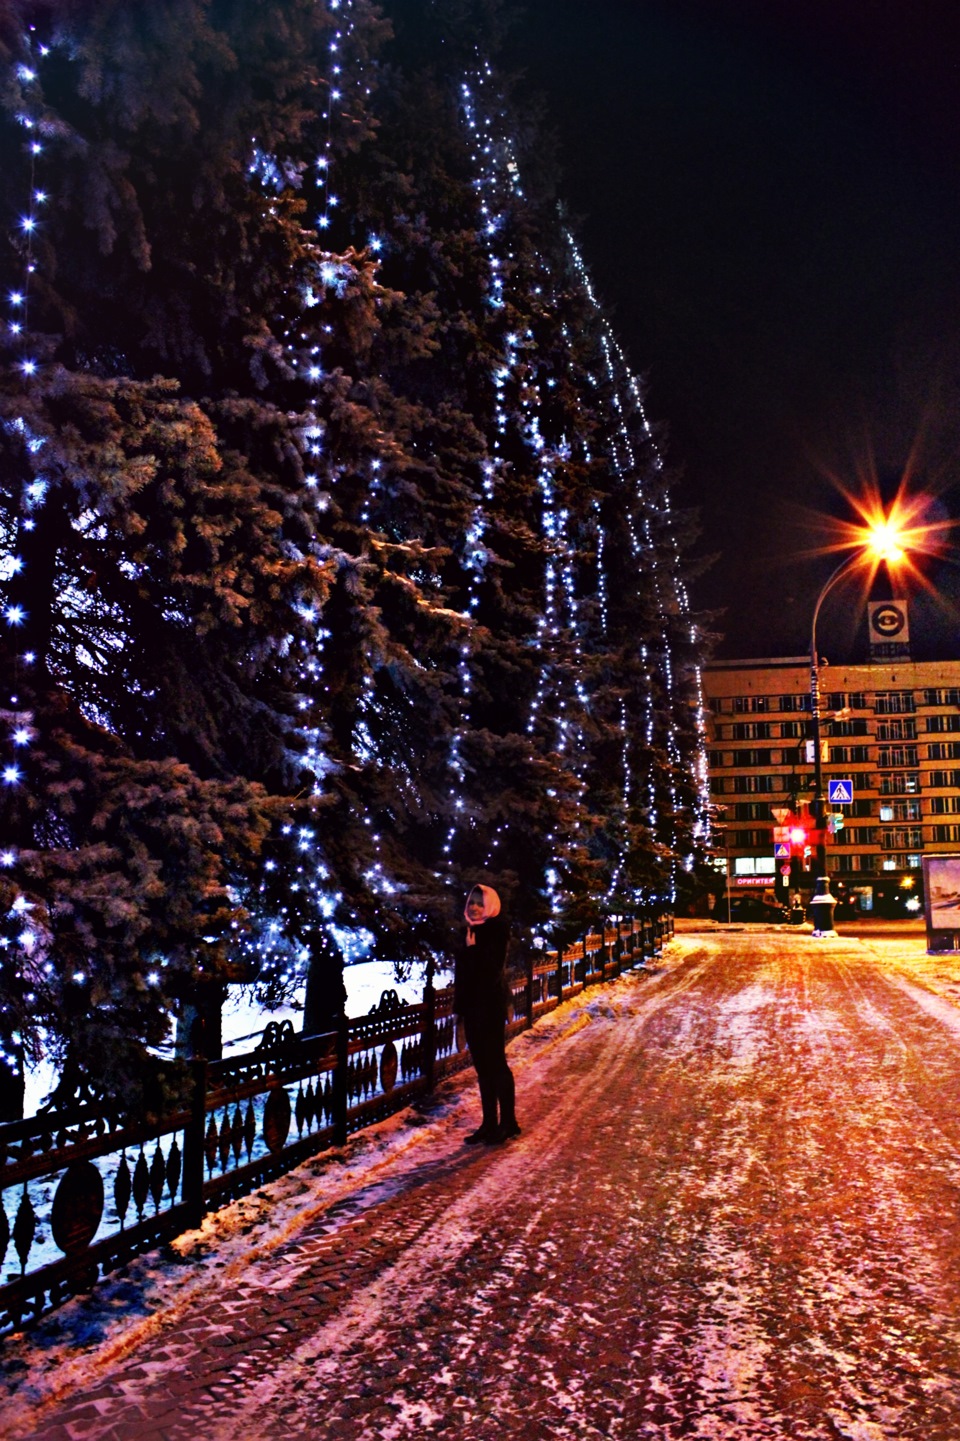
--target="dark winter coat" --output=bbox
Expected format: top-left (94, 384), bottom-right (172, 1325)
top-left (454, 914), bottom-right (511, 1023)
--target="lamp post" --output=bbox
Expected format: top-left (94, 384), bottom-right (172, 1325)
top-left (808, 521), bottom-right (907, 921)
top-left (711, 805), bottom-right (732, 923)
top-left (809, 553), bottom-right (860, 876)
top-left (722, 820), bottom-right (731, 924)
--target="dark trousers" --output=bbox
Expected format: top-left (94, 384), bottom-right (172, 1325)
top-left (464, 1012), bottom-right (516, 1131)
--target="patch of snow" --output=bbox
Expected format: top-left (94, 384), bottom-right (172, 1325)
top-left (0, 972), bottom-right (639, 1429)
top-left (883, 971), bottom-right (960, 1040)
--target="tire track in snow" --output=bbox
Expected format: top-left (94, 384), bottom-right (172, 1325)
top-left (14, 954), bottom-right (709, 1440)
top-left (15, 934), bottom-right (960, 1440)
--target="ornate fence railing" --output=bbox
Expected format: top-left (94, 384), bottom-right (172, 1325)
top-left (0, 913), bottom-right (671, 1334)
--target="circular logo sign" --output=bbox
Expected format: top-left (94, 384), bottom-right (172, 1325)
top-left (872, 604), bottom-right (905, 637)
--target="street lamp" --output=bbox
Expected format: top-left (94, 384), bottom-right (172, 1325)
top-left (711, 805), bottom-right (732, 923)
top-left (809, 518), bottom-right (908, 888)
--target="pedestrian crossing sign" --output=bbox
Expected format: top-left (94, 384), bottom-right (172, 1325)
top-left (828, 778), bottom-right (853, 804)
top-left (774, 842), bottom-right (791, 859)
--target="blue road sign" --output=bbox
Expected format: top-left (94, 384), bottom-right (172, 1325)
top-left (828, 778), bottom-right (854, 804)
top-left (774, 842), bottom-right (790, 859)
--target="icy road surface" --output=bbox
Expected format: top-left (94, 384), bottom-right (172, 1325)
top-left (5, 929), bottom-right (960, 1439)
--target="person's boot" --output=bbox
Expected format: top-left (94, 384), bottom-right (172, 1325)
top-left (495, 1118), bottom-right (521, 1142)
top-left (465, 1123), bottom-right (496, 1145)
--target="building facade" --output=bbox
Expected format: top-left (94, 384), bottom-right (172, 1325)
top-left (703, 655), bottom-right (960, 913)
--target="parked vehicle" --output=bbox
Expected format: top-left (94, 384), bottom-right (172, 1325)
top-left (727, 895), bottom-right (789, 923)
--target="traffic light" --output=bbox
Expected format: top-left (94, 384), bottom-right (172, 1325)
top-left (773, 809), bottom-right (824, 874)
top-left (785, 810), bottom-right (821, 866)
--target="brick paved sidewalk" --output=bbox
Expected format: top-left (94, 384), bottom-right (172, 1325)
top-left (0, 973), bottom-right (622, 1440)
top-left (5, 934), bottom-right (960, 1440)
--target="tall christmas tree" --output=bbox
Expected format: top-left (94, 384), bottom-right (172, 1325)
top-left (0, 0), bottom-right (364, 1114)
top-left (0, 0), bottom-right (709, 1118)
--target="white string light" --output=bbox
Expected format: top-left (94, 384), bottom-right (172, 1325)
top-left (564, 229), bottom-right (709, 908)
top-left (1, 28), bottom-right (54, 1088)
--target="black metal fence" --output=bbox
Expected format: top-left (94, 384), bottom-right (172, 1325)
top-left (0, 914), bottom-right (671, 1334)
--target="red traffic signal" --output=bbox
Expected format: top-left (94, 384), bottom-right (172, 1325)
top-left (776, 809), bottom-right (824, 858)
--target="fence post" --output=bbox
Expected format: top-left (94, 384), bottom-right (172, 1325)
top-left (423, 954), bottom-right (436, 1092)
top-left (555, 939), bottom-right (565, 1003)
top-left (182, 1057), bottom-right (207, 1229)
top-left (333, 1007), bottom-right (349, 1147)
top-left (526, 946), bottom-right (535, 1030)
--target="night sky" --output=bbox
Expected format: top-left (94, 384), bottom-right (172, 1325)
top-left (508, 0), bottom-right (960, 661)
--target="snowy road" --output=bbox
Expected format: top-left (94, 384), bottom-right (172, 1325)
top-left (6, 930), bottom-right (960, 1439)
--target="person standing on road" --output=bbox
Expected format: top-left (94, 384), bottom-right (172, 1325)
top-left (454, 884), bottom-right (520, 1145)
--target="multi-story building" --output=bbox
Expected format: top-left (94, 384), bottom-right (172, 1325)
top-left (703, 654), bottom-right (960, 913)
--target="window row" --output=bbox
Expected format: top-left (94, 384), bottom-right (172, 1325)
top-left (710, 776), bottom-right (784, 795)
top-left (713, 717), bottom-right (960, 743)
top-left (719, 692), bottom-right (879, 714)
top-left (712, 777), bottom-right (960, 802)
top-left (731, 850), bottom-right (946, 874)
top-left (877, 720), bottom-right (918, 741)
top-left (729, 849), bottom-right (959, 875)
top-left (712, 688), bottom-right (960, 718)
top-left (829, 854), bottom-right (923, 873)
top-left (710, 751), bottom-right (960, 775)
top-left (718, 801), bottom-right (952, 826)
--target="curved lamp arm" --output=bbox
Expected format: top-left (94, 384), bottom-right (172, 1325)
top-left (810, 552), bottom-right (865, 665)
top-left (808, 550), bottom-right (871, 880)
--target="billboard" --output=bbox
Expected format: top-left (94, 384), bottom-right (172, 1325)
top-left (868, 600), bottom-right (909, 647)
top-left (922, 854), bottom-right (960, 950)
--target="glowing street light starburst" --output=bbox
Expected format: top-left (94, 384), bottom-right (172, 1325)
top-left (809, 478), bottom-right (956, 601)
top-left (865, 519), bottom-right (905, 564)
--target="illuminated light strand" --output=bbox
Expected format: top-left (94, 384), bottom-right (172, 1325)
top-left (463, 73), bottom-right (557, 886)
top-left (564, 242), bottom-right (651, 904)
top-left (563, 229), bottom-right (706, 907)
top-left (445, 69), bottom-right (517, 873)
top-left (240, 0), bottom-right (399, 988)
top-left (584, 238), bottom-right (707, 884)
top-left (449, 70), bottom-right (517, 864)
top-left (1, 32), bottom-right (56, 1081)
top-left (460, 70), bottom-right (598, 917)
top-left (248, 2), bottom-right (445, 979)
top-left (441, 505), bottom-right (484, 866)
